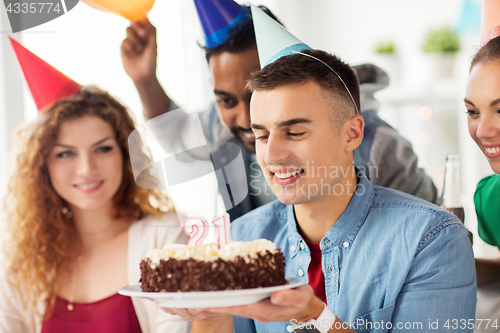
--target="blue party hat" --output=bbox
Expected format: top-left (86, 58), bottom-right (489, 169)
top-left (251, 5), bottom-right (310, 68)
top-left (194, 0), bottom-right (250, 49)
top-left (251, 6), bottom-right (359, 114)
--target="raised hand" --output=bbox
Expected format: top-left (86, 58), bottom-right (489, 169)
top-left (121, 18), bottom-right (170, 119)
top-left (121, 18), bottom-right (158, 85)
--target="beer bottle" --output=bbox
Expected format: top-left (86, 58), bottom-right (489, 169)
top-left (442, 154), bottom-right (465, 222)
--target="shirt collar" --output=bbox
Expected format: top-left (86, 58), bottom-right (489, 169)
top-left (324, 173), bottom-right (373, 251)
top-left (286, 172), bottom-right (374, 255)
top-left (286, 205), bottom-right (303, 258)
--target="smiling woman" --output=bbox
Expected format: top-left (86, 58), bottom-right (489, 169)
top-left (464, 34), bottom-right (500, 287)
top-left (46, 115), bottom-right (125, 213)
top-left (0, 87), bottom-right (189, 333)
top-left (466, 37), bottom-right (500, 174)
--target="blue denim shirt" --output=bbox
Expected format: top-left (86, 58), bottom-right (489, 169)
top-left (231, 174), bottom-right (476, 333)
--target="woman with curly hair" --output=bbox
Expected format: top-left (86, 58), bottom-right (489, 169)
top-left (0, 86), bottom-right (189, 333)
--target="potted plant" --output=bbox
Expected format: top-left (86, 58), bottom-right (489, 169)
top-left (422, 27), bottom-right (461, 79)
top-left (372, 41), bottom-right (401, 85)
top-left (375, 41), bottom-right (396, 54)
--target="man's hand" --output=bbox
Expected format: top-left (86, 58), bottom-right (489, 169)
top-left (161, 286), bottom-right (354, 332)
top-left (159, 308), bottom-right (233, 333)
top-left (121, 18), bottom-right (170, 119)
top-left (159, 307), bottom-right (215, 321)
top-left (121, 18), bottom-right (158, 84)
top-left (211, 284), bottom-right (324, 323)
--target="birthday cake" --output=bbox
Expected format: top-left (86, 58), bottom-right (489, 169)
top-left (140, 239), bottom-right (287, 292)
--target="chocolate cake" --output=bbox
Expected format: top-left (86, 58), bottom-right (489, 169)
top-left (140, 239), bottom-right (287, 292)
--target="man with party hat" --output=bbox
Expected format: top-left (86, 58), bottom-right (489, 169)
top-left (164, 6), bottom-right (476, 333)
top-left (122, 1), bottom-right (281, 221)
top-left (121, 0), bottom-right (439, 220)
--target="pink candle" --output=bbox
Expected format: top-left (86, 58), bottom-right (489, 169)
top-left (212, 213), bottom-right (231, 247)
top-left (183, 217), bottom-right (209, 246)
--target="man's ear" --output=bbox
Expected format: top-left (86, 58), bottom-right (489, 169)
top-left (344, 115), bottom-right (364, 152)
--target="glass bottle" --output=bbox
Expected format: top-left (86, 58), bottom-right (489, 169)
top-left (441, 154), bottom-right (465, 222)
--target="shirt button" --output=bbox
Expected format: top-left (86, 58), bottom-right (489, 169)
top-left (291, 245), bottom-right (296, 252)
top-left (299, 242), bottom-right (305, 250)
top-left (286, 325), bottom-right (294, 332)
top-left (343, 241), bottom-right (350, 248)
top-left (298, 268), bottom-right (305, 276)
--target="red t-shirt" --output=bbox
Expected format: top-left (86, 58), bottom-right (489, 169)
top-left (304, 239), bottom-right (327, 304)
top-left (42, 293), bottom-right (141, 333)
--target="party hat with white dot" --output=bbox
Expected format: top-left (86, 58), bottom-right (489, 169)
top-left (251, 5), bottom-right (311, 68)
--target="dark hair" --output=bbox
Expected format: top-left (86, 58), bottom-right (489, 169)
top-left (471, 35), bottom-right (500, 70)
top-left (247, 49), bottom-right (360, 128)
top-left (204, 5), bottom-right (283, 61)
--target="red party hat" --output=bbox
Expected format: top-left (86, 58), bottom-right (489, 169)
top-left (9, 36), bottom-right (81, 111)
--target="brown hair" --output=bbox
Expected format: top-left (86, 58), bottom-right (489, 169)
top-left (3, 86), bottom-right (174, 314)
top-left (247, 49), bottom-right (360, 129)
top-left (471, 35), bottom-right (500, 70)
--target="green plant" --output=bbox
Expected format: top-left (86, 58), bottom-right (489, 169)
top-left (422, 27), bottom-right (460, 53)
top-left (374, 41), bottom-right (396, 54)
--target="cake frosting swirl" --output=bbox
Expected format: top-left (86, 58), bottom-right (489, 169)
top-left (146, 239), bottom-right (277, 265)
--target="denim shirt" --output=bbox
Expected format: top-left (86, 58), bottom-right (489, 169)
top-left (230, 175), bottom-right (476, 333)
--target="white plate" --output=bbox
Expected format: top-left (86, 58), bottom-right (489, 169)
top-left (119, 278), bottom-right (305, 308)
